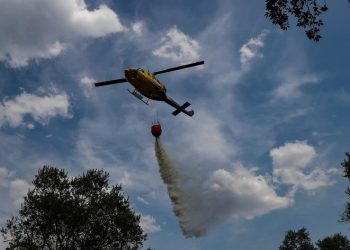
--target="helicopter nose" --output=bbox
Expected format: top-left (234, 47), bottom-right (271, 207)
top-left (124, 69), bottom-right (137, 79)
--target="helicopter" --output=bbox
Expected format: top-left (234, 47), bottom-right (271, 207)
top-left (94, 60), bottom-right (204, 117)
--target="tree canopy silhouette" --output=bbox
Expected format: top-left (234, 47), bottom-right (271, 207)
top-left (279, 227), bottom-right (316, 250)
top-left (1, 166), bottom-right (146, 250)
top-left (341, 152), bottom-right (350, 224)
top-left (316, 233), bottom-right (350, 250)
top-left (265, 0), bottom-right (329, 42)
top-left (279, 227), bottom-right (350, 250)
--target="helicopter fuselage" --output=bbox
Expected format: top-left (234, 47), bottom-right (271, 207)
top-left (124, 68), bottom-right (166, 101)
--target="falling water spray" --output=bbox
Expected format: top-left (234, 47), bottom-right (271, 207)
top-left (151, 122), bottom-right (211, 237)
top-left (154, 138), bottom-right (186, 225)
top-left (154, 137), bottom-right (205, 237)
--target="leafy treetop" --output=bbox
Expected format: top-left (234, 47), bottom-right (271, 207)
top-left (1, 166), bottom-right (146, 250)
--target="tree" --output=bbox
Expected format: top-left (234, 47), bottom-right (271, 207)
top-left (316, 233), bottom-right (350, 250)
top-left (279, 227), bottom-right (316, 250)
top-left (265, 0), bottom-right (329, 42)
top-left (341, 152), bottom-right (350, 223)
top-left (1, 166), bottom-right (146, 250)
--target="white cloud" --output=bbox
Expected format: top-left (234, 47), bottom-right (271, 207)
top-left (140, 214), bottom-right (161, 233)
top-left (270, 141), bottom-right (336, 192)
top-left (270, 141), bottom-right (316, 169)
top-left (79, 76), bottom-right (95, 97)
top-left (137, 196), bottom-right (150, 205)
top-left (0, 167), bottom-right (31, 209)
top-left (131, 21), bottom-right (145, 36)
top-left (239, 30), bottom-right (268, 66)
top-left (0, 167), bottom-right (13, 187)
top-left (9, 179), bottom-right (31, 208)
top-left (153, 26), bottom-right (200, 63)
top-left (71, 4), bottom-right (126, 38)
top-left (196, 12), bottom-right (242, 87)
top-left (74, 133), bottom-right (160, 192)
top-left (80, 76), bottom-right (95, 87)
top-left (176, 111), bottom-right (235, 163)
top-left (167, 109), bottom-right (241, 172)
top-left (273, 74), bottom-right (320, 99)
top-left (208, 164), bottom-right (292, 219)
top-left (0, 0), bottom-right (126, 67)
top-left (0, 90), bottom-right (72, 128)
top-left (75, 137), bottom-right (109, 169)
top-left (173, 162), bottom-right (292, 237)
top-left (120, 171), bottom-right (133, 188)
top-left (156, 133), bottom-right (337, 236)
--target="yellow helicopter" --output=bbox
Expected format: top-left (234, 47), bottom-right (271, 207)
top-left (95, 61), bottom-right (204, 117)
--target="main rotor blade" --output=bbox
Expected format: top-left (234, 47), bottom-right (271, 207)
top-left (95, 78), bottom-right (127, 87)
top-left (153, 60), bottom-right (204, 75)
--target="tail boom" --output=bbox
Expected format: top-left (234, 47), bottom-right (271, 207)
top-left (164, 97), bottom-right (194, 117)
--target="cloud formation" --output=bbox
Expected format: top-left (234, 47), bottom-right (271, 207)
top-left (9, 179), bottom-right (31, 208)
top-left (239, 30), bottom-right (269, 66)
top-left (0, 167), bottom-right (13, 187)
top-left (273, 74), bottom-right (320, 99)
top-left (0, 0), bottom-right (126, 67)
top-left (131, 21), bottom-right (145, 36)
top-left (157, 123), bottom-right (337, 236)
top-left (0, 90), bottom-right (72, 128)
top-left (79, 76), bottom-right (95, 97)
top-left (175, 163), bottom-right (292, 237)
top-left (0, 166), bottom-right (31, 207)
top-left (156, 133), bottom-right (292, 237)
top-left (140, 214), bottom-right (161, 233)
top-left (153, 26), bottom-right (200, 63)
top-left (270, 141), bottom-right (337, 193)
top-left (208, 164), bottom-right (292, 219)
top-left (178, 112), bottom-right (235, 162)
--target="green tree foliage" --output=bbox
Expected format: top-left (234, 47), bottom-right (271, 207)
top-left (341, 152), bottom-right (350, 223)
top-left (265, 0), bottom-right (328, 42)
top-left (316, 233), bottom-right (350, 250)
top-left (1, 166), bottom-right (146, 250)
top-left (279, 227), bottom-right (316, 250)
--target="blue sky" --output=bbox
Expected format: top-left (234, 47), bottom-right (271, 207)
top-left (0, 0), bottom-right (350, 249)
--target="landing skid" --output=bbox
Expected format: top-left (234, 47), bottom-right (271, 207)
top-left (128, 89), bottom-right (149, 105)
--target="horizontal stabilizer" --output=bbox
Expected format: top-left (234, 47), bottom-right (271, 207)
top-left (172, 102), bottom-right (191, 116)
